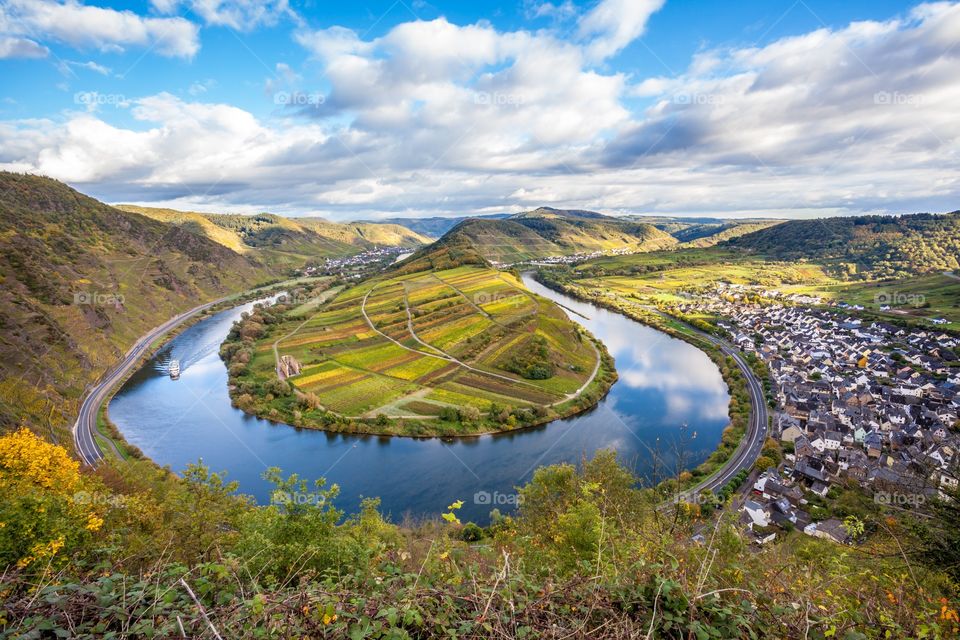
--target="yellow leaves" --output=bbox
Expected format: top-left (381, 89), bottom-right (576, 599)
top-left (322, 613), bottom-right (338, 625)
top-left (85, 513), bottom-right (104, 532)
top-left (442, 500), bottom-right (463, 525)
top-left (16, 535), bottom-right (65, 569)
top-left (0, 428), bottom-right (112, 570)
top-left (940, 598), bottom-right (960, 623)
top-left (0, 427), bottom-right (81, 494)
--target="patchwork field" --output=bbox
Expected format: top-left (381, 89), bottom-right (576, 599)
top-left (228, 265), bottom-right (615, 435)
top-left (558, 247), bottom-right (960, 331)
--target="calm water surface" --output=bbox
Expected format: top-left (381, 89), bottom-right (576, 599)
top-left (109, 275), bottom-right (730, 523)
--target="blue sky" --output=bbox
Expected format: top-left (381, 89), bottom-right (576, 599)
top-left (1, 0), bottom-right (958, 219)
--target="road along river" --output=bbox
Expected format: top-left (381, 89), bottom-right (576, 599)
top-left (107, 275), bottom-right (732, 523)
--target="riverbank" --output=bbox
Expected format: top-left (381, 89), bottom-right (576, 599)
top-left (76, 277), bottom-right (331, 463)
top-left (532, 270), bottom-right (769, 501)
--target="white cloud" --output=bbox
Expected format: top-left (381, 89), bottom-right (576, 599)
top-left (0, 35), bottom-right (48, 58)
top-left (151, 0), bottom-right (295, 31)
top-left (188, 78), bottom-right (217, 95)
top-left (577, 0), bottom-right (665, 61)
top-left (524, 0), bottom-right (577, 21)
top-left (0, 0), bottom-right (200, 58)
top-left (59, 59), bottom-right (111, 74)
top-left (1, 2), bottom-right (959, 220)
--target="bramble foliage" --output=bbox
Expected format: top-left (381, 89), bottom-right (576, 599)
top-left (1, 437), bottom-right (959, 638)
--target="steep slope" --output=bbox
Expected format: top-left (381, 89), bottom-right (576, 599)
top-left (390, 228), bottom-right (490, 276)
top-left (296, 218), bottom-right (431, 248)
top-left (0, 173), bottom-right (273, 445)
top-left (727, 212), bottom-right (960, 277)
top-left (432, 207), bottom-right (678, 264)
top-left (118, 206), bottom-right (432, 270)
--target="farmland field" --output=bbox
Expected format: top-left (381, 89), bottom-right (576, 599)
top-left (559, 248), bottom-right (960, 331)
top-left (227, 264), bottom-right (616, 435)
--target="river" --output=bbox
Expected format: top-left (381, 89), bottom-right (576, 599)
top-left (108, 275), bottom-right (730, 523)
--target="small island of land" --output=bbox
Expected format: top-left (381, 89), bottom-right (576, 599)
top-left (221, 245), bottom-right (616, 436)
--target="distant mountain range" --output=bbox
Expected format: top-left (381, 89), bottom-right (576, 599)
top-left (369, 210), bottom-right (784, 251)
top-left (358, 214), bottom-right (510, 238)
top-left (119, 206), bottom-right (432, 269)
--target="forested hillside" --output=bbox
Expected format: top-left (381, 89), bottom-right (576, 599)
top-left (438, 208), bottom-right (677, 263)
top-left (0, 173), bottom-right (274, 445)
top-left (728, 212), bottom-right (960, 277)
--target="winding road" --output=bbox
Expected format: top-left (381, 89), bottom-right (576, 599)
top-left (73, 295), bottom-right (236, 466)
top-left (650, 310), bottom-right (769, 502)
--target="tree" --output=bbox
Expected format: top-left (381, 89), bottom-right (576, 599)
top-left (0, 428), bottom-right (104, 570)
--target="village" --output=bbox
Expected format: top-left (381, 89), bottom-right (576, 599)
top-left (674, 283), bottom-right (960, 546)
top-left (299, 246), bottom-right (413, 279)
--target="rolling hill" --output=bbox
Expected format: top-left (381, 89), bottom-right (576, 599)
top-left (726, 212), bottom-right (960, 277)
top-left (119, 206), bottom-right (432, 269)
top-left (432, 207), bottom-right (678, 264)
top-left (0, 173), bottom-right (278, 445)
top-left (374, 212), bottom-right (784, 248)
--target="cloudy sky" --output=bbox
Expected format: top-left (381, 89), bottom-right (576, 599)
top-left (1, 0), bottom-right (958, 220)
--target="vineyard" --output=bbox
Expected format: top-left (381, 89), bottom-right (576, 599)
top-left (230, 265), bottom-right (615, 435)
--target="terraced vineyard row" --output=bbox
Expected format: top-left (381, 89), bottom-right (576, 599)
top-left (272, 267), bottom-right (588, 418)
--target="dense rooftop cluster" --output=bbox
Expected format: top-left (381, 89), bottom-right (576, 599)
top-left (675, 284), bottom-right (959, 545)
